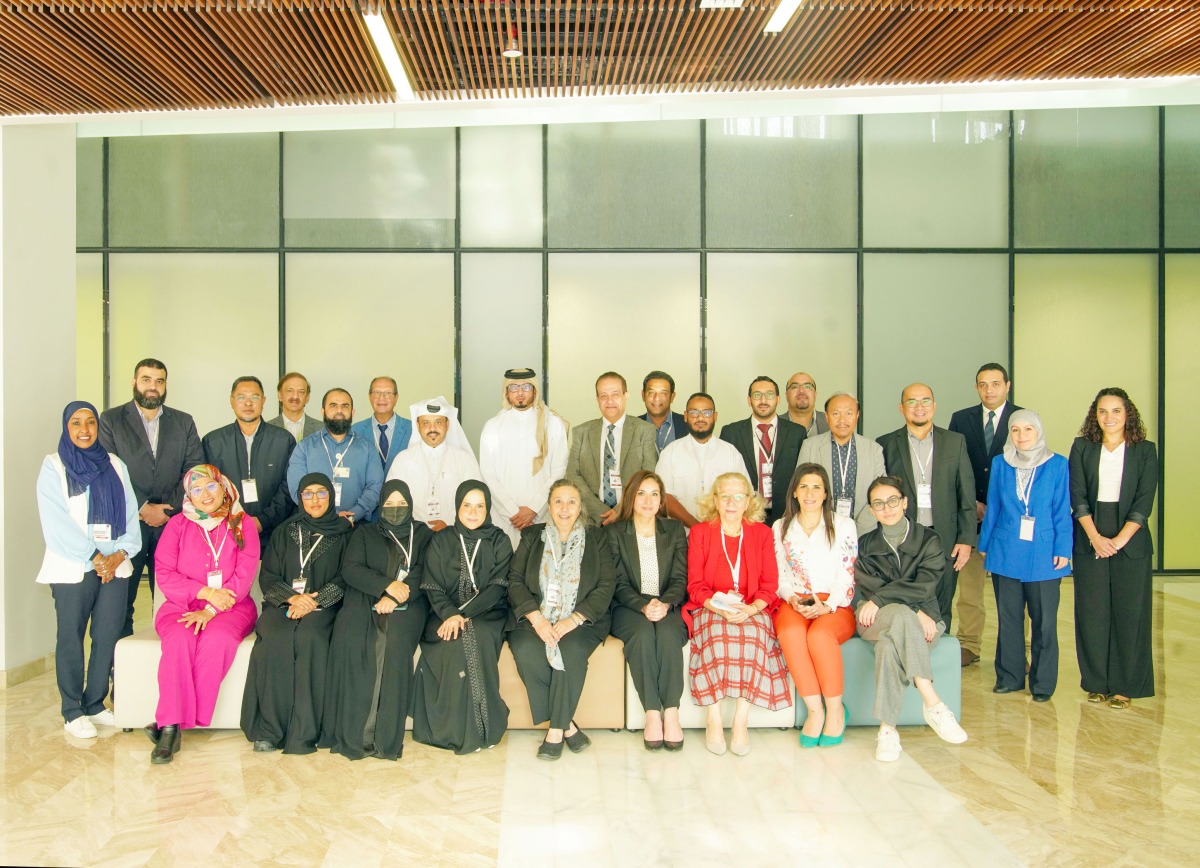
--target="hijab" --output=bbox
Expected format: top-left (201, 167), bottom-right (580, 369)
top-left (57, 400), bottom-right (125, 529)
top-left (290, 472), bottom-right (353, 536)
top-left (180, 464), bottom-right (246, 549)
top-left (453, 479), bottom-right (498, 541)
top-left (377, 478), bottom-right (415, 536)
top-left (1003, 409), bottom-right (1054, 470)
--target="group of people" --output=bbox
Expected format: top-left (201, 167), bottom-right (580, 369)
top-left (36, 358), bottom-right (1158, 764)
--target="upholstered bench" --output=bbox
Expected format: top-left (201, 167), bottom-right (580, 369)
top-left (500, 637), bottom-right (626, 730)
top-left (795, 635), bottom-right (962, 727)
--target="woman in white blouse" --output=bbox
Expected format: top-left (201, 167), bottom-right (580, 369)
top-left (772, 463), bottom-right (858, 747)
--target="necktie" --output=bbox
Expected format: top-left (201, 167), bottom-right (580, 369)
top-left (757, 423), bottom-right (772, 495)
top-left (602, 423), bottom-right (617, 508)
top-left (378, 423), bottom-right (390, 466)
top-left (984, 410), bottom-right (995, 453)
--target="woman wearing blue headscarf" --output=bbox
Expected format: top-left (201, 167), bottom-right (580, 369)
top-left (36, 401), bottom-right (140, 739)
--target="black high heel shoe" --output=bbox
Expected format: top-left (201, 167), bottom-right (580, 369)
top-left (151, 725), bottom-right (181, 764)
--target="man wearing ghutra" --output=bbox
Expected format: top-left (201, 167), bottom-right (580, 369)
top-left (478, 368), bottom-right (569, 548)
top-left (386, 396), bottom-right (479, 532)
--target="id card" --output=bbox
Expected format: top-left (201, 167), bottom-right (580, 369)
top-left (607, 470), bottom-right (622, 492)
top-left (292, 578), bottom-right (306, 594)
top-left (760, 462), bottom-right (773, 476)
top-left (917, 483), bottom-right (933, 510)
top-left (206, 570), bottom-right (223, 589)
top-left (333, 466), bottom-right (351, 479)
top-left (761, 474), bottom-right (773, 501)
top-left (91, 524), bottom-right (112, 543)
top-left (835, 498), bottom-right (853, 518)
top-left (1020, 515), bottom-right (1036, 542)
top-left (333, 481), bottom-right (343, 508)
top-left (241, 478), bottom-right (258, 503)
top-left (426, 497), bottom-right (440, 519)
top-left (545, 583), bottom-right (562, 608)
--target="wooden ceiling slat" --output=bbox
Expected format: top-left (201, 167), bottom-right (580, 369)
top-left (392, 2), bottom-right (439, 98)
top-left (305, 10), bottom-right (364, 101)
top-left (447, 0), bottom-right (479, 99)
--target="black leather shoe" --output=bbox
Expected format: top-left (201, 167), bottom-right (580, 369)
top-left (151, 725), bottom-right (181, 764)
top-left (564, 723), bottom-right (592, 753)
top-left (992, 684), bottom-right (1020, 694)
top-left (143, 723), bottom-right (161, 745)
top-left (1031, 693), bottom-right (1052, 703)
top-left (253, 740), bottom-right (277, 752)
top-left (537, 739), bottom-right (563, 761)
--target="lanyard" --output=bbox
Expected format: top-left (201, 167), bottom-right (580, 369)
top-left (386, 526), bottom-right (415, 575)
top-left (296, 528), bottom-right (324, 579)
top-left (834, 437), bottom-right (855, 496)
top-left (321, 433), bottom-right (355, 473)
top-left (1017, 466), bottom-right (1038, 516)
top-left (721, 527), bottom-right (744, 590)
top-left (459, 535), bottom-right (482, 592)
top-left (911, 438), bottom-right (932, 484)
top-left (203, 524), bottom-right (230, 570)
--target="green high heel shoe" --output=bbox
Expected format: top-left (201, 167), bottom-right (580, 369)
top-left (818, 704), bottom-right (847, 747)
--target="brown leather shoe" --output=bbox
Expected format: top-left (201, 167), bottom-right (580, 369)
top-left (960, 648), bottom-right (980, 667)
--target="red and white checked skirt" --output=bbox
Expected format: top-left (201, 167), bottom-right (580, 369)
top-left (689, 610), bottom-right (792, 710)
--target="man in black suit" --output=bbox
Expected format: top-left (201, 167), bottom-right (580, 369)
top-left (639, 370), bottom-right (688, 452)
top-left (948, 363), bottom-right (1021, 666)
top-left (202, 375), bottom-right (297, 544)
top-left (98, 358), bottom-right (204, 637)
top-left (719, 375), bottom-right (806, 525)
top-left (877, 383), bottom-right (976, 636)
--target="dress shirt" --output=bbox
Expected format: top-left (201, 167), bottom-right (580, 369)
top-left (285, 429), bottom-right (383, 522)
top-left (983, 401), bottom-right (1007, 430)
top-left (372, 415), bottom-right (396, 464)
top-left (636, 532), bottom-right (660, 596)
top-left (1097, 441), bottom-right (1126, 502)
top-left (280, 413), bottom-right (305, 443)
top-left (241, 422), bottom-right (258, 469)
top-left (139, 405), bottom-right (163, 458)
top-left (653, 415), bottom-right (678, 451)
top-left (908, 428), bottom-right (935, 527)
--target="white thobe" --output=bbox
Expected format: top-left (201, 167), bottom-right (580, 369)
top-left (479, 407), bottom-right (568, 547)
top-left (655, 435), bottom-right (747, 520)
top-left (386, 442), bottom-right (480, 526)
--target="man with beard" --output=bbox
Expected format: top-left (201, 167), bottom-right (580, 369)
top-left (386, 396), bottom-right (479, 531)
top-left (268, 372), bottom-right (323, 443)
top-left (350, 375), bottom-right (411, 477)
top-left (285, 388), bottom-right (382, 526)
top-left (99, 358), bottom-right (204, 637)
top-left (782, 371), bottom-right (829, 436)
top-left (201, 375), bottom-right (297, 541)
top-left (719, 375), bottom-right (806, 525)
top-left (655, 393), bottom-right (746, 527)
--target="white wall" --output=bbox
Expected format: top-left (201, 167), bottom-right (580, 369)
top-left (0, 123), bottom-right (76, 671)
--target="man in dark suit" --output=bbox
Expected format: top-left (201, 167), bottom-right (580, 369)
top-left (948, 363), bottom-right (1021, 666)
top-left (719, 375), bottom-right (806, 525)
top-left (98, 358), bottom-right (204, 637)
top-left (877, 382), bottom-right (976, 636)
top-left (639, 370), bottom-right (688, 452)
top-left (202, 375), bottom-right (297, 544)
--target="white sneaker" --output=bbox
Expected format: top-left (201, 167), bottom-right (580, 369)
top-left (875, 728), bottom-right (901, 762)
top-left (89, 709), bottom-right (116, 727)
top-left (64, 717), bottom-right (98, 739)
top-left (923, 702), bottom-right (968, 744)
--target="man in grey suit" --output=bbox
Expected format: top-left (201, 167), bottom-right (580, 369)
top-left (267, 372), bottom-right (323, 443)
top-left (565, 372), bottom-right (659, 526)
top-left (797, 392), bottom-right (886, 536)
top-left (877, 383), bottom-right (976, 635)
top-left (98, 358), bottom-right (204, 637)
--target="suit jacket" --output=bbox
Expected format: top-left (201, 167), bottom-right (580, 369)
top-left (201, 420), bottom-right (297, 540)
top-left (877, 425), bottom-right (977, 555)
top-left (566, 416), bottom-right (659, 525)
top-left (718, 416), bottom-right (806, 525)
top-left (607, 517), bottom-right (689, 612)
top-left (639, 411), bottom-right (688, 445)
top-left (797, 432), bottom-right (887, 535)
top-left (1068, 437), bottom-right (1158, 560)
top-left (685, 519), bottom-right (779, 628)
top-left (98, 401), bottom-right (204, 516)
top-left (979, 454), bottom-right (1072, 582)
top-left (948, 402), bottom-right (1022, 507)
top-left (506, 524), bottom-right (616, 631)
top-left (267, 413), bottom-right (324, 442)
top-left (351, 415), bottom-right (412, 477)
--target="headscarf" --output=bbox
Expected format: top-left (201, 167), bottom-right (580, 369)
top-left (1003, 410), bottom-right (1054, 469)
top-left (405, 396), bottom-right (476, 458)
top-left (498, 368), bottom-right (569, 476)
top-left (291, 472), bottom-right (353, 536)
top-left (376, 478), bottom-right (428, 583)
top-left (377, 478), bottom-right (415, 536)
top-left (453, 479), bottom-right (497, 541)
top-left (57, 400), bottom-right (125, 529)
top-left (181, 464), bottom-right (246, 549)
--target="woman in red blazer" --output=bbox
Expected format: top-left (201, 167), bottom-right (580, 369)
top-left (686, 472), bottom-right (791, 757)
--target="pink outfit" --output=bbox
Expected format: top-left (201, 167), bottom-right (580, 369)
top-left (153, 512), bottom-right (260, 728)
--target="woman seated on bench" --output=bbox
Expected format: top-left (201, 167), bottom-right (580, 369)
top-left (855, 475), bottom-right (967, 763)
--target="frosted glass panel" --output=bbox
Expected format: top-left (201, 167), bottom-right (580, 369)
top-left (707, 254), bottom-right (857, 427)
top-left (864, 112), bottom-right (1009, 248)
top-left (77, 138), bottom-right (103, 248)
top-left (460, 253), bottom-right (543, 447)
top-left (862, 254), bottom-right (1009, 439)
top-left (285, 254), bottom-right (454, 423)
top-left (108, 134), bottom-right (279, 248)
top-left (1014, 108), bottom-right (1158, 248)
top-left (108, 254), bottom-right (279, 438)
top-left (548, 254), bottom-right (700, 427)
top-left (706, 116), bottom-right (857, 248)
top-left (1164, 255), bottom-right (1200, 567)
top-left (461, 125), bottom-right (542, 247)
top-left (76, 254), bottom-right (104, 407)
top-left (548, 121), bottom-right (700, 248)
top-left (1165, 106), bottom-right (1200, 248)
top-left (284, 129), bottom-right (455, 248)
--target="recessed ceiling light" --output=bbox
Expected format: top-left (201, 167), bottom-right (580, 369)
top-left (362, 12), bottom-right (415, 100)
top-left (764, 0), bottom-right (802, 33)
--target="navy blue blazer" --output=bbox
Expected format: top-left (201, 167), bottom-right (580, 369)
top-left (351, 415), bottom-right (412, 478)
top-left (978, 454), bottom-right (1072, 582)
top-left (948, 402), bottom-right (1022, 507)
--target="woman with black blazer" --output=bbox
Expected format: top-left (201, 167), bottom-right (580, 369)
top-left (608, 470), bottom-right (689, 751)
top-left (1068, 388), bottom-right (1159, 709)
top-left (508, 479), bottom-right (615, 761)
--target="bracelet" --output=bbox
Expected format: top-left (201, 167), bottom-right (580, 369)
top-left (573, 612), bottom-right (586, 626)
top-left (204, 604), bottom-right (218, 616)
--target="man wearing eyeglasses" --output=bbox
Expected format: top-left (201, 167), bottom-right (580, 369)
top-left (479, 367), bottom-right (569, 547)
top-left (781, 372), bottom-right (829, 435)
top-left (719, 375), bottom-right (806, 525)
top-left (656, 393), bottom-right (746, 527)
top-left (877, 383), bottom-right (977, 635)
top-left (202, 375), bottom-right (297, 543)
top-left (797, 392), bottom-right (887, 535)
top-left (349, 376), bottom-right (412, 478)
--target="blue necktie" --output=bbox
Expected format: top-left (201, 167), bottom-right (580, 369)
top-left (602, 423), bottom-right (617, 508)
top-left (378, 423), bottom-right (389, 466)
top-left (984, 410), bottom-right (996, 453)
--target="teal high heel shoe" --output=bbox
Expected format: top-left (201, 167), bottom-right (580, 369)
top-left (818, 704), bottom-right (847, 747)
top-left (800, 731), bottom-right (820, 748)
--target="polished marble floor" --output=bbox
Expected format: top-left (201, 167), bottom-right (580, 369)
top-left (1, 579), bottom-right (1195, 867)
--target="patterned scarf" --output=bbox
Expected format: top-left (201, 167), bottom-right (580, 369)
top-left (180, 464), bottom-right (246, 549)
top-left (538, 523), bottom-right (586, 670)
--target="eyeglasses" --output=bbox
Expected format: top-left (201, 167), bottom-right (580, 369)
top-left (686, 409), bottom-right (715, 418)
top-left (750, 391), bottom-right (776, 400)
top-left (718, 493), bottom-right (747, 503)
top-left (786, 383), bottom-right (816, 392)
top-left (869, 495), bottom-right (904, 511)
top-left (903, 397), bottom-right (934, 408)
top-left (506, 383), bottom-right (534, 393)
top-left (233, 394), bottom-right (263, 403)
top-left (369, 390), bottom-right (396, 398)
top-left (300, 490), bottom-right (331, 502)
top-left (188, 481), bottom-right (222, 498)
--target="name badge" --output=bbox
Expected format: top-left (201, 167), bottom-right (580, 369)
top-left (292, 578), bottom-right (306, 594)
top-left (206, 570), bottom-right (223, 589)
top-left (91, 524), bottom-right (112, 543)
top-left (241, 478), bottom-right (258, 503)
top-left (607, 470), bottom-right (622, 492)
top-left (761, 475), bottom-right (773, 501)
top-left (426, 497), bottom-right (440, 519)
top-left (395, 567), bottom-right (409, 583)
top-left (1020, 515), bottom-right (1036, 542)
top-left (917, 483), bottom-right (933, 510)
top-left (545, 582), bottom-right (562, 609)
top-left (760, 462), bottom-right (773, 476)
top-left (835, 498), bottom-right (853, 518)
top-left (333, 466), bottom-right (351, 479)
top-left (333, 482), bottom-right (343, 508)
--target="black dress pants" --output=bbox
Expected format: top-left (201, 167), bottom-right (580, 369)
top-left (992, 574), bottom-right (1060, 696)
top-left (610, 606), bottom-right (686, 712)
top-left (509, 623), bottom-right (604, 730)
top-left (52, 571), bottom-right (127, 722)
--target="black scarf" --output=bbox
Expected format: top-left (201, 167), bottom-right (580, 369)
top-left (286, 472), bottom-right (353, 537)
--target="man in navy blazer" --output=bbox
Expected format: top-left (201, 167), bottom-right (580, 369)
top-left (98, 358), bottom-right (204, 637)
top-left (719, 375), bottom-right (806, 526)
top-left (350, 375), bottom-right (412, 478)
top-left (948, 363), bottom-right (1021, 666)
top-left (639, 370), bottom-right (688, 452)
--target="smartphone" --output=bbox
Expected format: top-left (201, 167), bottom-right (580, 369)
top-left (799, 596), bottom-right (817, 607)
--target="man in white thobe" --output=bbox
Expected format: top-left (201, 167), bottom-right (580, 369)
top-left (386, 396), bottom-right (478, 532)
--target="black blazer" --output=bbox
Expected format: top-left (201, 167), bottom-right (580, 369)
top-left (948, 402), bottom-right (1022, 506)
top-left (607, 517), bottom-right (688, 612)
top-left (876, 425), bottom-right (977, 556)
top-left (640, 411), bottom-right (688, 444)
top-left (718, 416), bottom-right (807, 524)
top-left (854, 522), bottom-right (945, 623)
top-left (1068, 437), bottom-right (1159, 559)
top-left (507, 525), bottom-right (615, 630)
top-left (98, 401), bottom-right (204, 512)
top-left (202, 421), bottom-right (297, 540)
